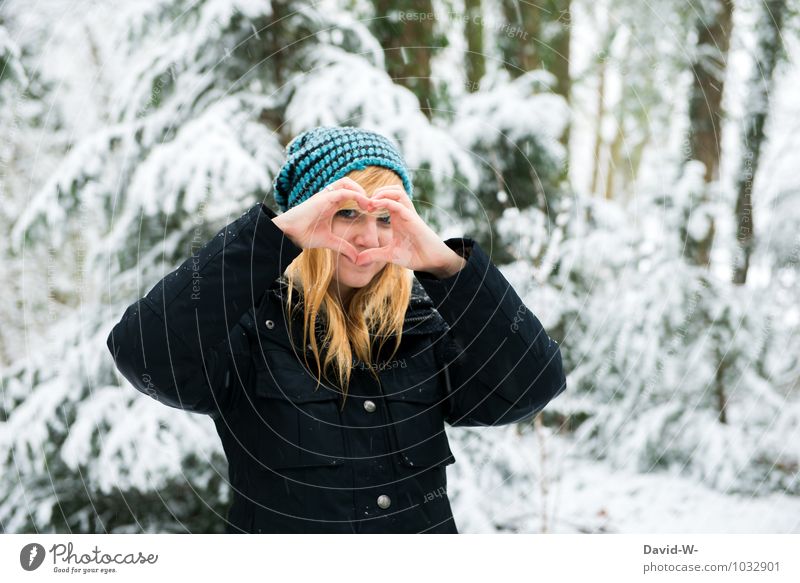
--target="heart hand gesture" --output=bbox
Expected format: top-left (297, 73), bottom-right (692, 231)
top-left (271, 177), bottom-right (373, 264)
top-left (354, 186), bottom-right (467, 278)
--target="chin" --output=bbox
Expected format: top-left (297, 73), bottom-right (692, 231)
top-left (334, 257), bottom-right (386, 288)
top-left (338, 269), bottom-right (378, 288)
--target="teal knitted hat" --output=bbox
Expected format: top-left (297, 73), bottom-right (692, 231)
top-left (272, 126), bottom-right (414, 212)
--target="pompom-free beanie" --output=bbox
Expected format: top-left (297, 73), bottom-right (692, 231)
top-left (272, 126), bottom-right (414, 212)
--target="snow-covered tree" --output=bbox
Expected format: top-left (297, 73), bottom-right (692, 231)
top-left (0, 0), bottom-right (468, 533)
top-left (493, 165), bottom-right (799, 497)
top-left (1, 0), bottom-right (563, 533)
top-left (450, 69), bottom-right (569, 264)
top-left (2, 0), bottom-right (798, 535)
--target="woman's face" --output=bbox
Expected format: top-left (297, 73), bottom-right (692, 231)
top-left (328, 201), bottom-right (393, 302)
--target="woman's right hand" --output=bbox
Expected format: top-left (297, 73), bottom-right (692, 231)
top-left (271, 177), bottom-right (373, 263)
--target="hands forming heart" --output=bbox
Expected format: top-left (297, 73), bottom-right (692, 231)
top-left (272, 177), bottom-right (465, 277)
top-left (352, 185), bottom-right (448, 272)
top-left (272, 177), bottom-right (371, 263)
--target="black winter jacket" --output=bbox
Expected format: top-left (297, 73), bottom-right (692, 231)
top-left (106, 202), bottom-right (566, 533)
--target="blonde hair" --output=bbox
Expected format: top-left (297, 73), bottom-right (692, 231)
top-left (282, 166), bottom-right (413, 406)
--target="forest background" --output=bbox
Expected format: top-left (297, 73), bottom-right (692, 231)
top-left (1, 0), bottom-right (798, 533)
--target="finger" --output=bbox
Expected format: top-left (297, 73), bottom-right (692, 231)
top-left (326, 235), bottom-right (359, 263)
top-left (372, 185), bottom-right (409, 198)
top-left (329, 190), bottom-right (373, 214)
top-left (320, 189), bottom-right (372, 216)
top-left (392, 236), bottom-right (415, 265)
top-left (356, 246), bottom-right (393, 266)
top-left (373, 184), bottom-right (409, 196)
top-left (330, 189), bottom-right (372, 209)
top-left (327, 176), bottom-right (367, 196)
top-left (367, 197), bottom-right (413, 221)
top-left (346, 192), bottom-right (374, 212)
top-left (371, 186), bottom-right (413, 209)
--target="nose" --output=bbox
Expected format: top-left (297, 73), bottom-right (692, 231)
top-left (351, 212), bottom-right (380, 250)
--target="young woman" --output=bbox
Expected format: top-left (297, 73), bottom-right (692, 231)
top-left (107, 126), bottom-right (566, 534)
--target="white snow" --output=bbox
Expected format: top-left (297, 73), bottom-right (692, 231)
top-left (0, 0), bottom-right (798, 534)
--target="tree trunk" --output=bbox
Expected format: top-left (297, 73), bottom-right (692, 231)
top-left (732, 0), bottom-right (786, 285)
top-left (548, 0), bottom-right (572, 147)
top-left (590, 54), bottom-right (607, 196)
top-left (500, 0), bottom-right (542, 75)
top-left (684, 0), bottom-right (734, 268)
top-left (369, 0), bottom-right (444, 118)
top-left (604, 125), bottom-right (623, 200)
top-left (686, 0), bottom-right (735, 183)
top-left (499, 0), bottom-right (571, 144)
top-left (464, 0), bottom-right (484, 92)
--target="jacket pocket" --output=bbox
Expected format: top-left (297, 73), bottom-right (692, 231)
top-left (252, 349), bottom-right (346, 470)
top-left (382, 350), bottom-right (456, 468)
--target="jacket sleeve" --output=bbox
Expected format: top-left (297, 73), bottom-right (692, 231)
top-left (106, 202), bottom-right (303, 417)
top-left (414, 238), bottom-right (566, 427)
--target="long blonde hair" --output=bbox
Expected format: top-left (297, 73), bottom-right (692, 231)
top-left (282, 166), bottom-right (413, 405)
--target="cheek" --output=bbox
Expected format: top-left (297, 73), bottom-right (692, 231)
top-left (329, 219), bottom-right (349, 239)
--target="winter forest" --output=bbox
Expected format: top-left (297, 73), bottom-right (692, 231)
top-left (1, 0), bottom-right (799, 534)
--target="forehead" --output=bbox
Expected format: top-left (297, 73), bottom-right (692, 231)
top-left (346, 166), bottom-right (404, 191)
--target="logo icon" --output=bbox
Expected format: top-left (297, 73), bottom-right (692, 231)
top-left (20, 543), bottom-right (46, 571)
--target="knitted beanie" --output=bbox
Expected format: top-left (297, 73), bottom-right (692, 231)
top-left (272, 126), bottom-right (414, 212)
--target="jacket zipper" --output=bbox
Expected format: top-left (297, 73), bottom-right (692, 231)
top-left (403, 313), bottom-right (431, 324)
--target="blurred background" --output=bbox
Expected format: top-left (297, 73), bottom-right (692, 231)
top-left (0, 0), bottom-right (798, 533)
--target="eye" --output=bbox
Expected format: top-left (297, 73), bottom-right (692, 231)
top-left (335, 209), bottom-right (357, 219)
top-left (378, 214), bottom-right (391, 225)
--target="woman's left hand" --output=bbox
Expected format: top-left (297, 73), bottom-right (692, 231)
top-left (354, 185), bottom-right (467, 278)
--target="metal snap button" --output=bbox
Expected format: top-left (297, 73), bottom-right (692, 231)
top-left (363, 400), bottom-right (376, 413)
top-left (265, 319), bottom-right (275, 329)
top-left (377, 494), bottom-right (391, 509)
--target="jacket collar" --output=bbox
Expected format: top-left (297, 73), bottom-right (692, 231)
top-left (403, 278), bottom-right (448, 336)
top-left (269, 276), bottom-right (447, 337)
